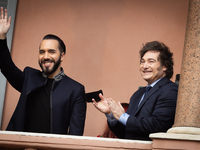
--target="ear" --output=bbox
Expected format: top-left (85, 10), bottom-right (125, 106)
top-left (61, 52), bottom-right (65, 62)
top-left (163, 66), bottom-right (167, 72)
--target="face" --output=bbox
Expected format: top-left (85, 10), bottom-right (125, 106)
top-left (140, 51), bottom-right (166, 85)
top-left (38, 39), bottom-right (64, 78)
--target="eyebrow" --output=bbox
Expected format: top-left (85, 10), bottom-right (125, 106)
top-left (148, 58), bottom-right (156, 61)
top-left (39, 49), bottom-right (56, 51)
top-left (140, 58), bottom-right (157, 63)
top-left (48, 49), bottom-right (56, 51)
top-left (141, 58), bottom-right (156, 61)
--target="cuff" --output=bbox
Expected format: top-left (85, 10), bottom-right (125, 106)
top-left (118, 113), bottom-right (130, 126)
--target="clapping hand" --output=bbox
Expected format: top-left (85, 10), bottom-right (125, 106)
top-left (93, 93), bottom-right (125, 120)
top-left (92, 93), bottom-right (111, 115)
top-left (107, 98), bottom-right (125, 120)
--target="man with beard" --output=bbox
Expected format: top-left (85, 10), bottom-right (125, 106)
top-left (93, 41), bottom-right (178, 141)
top-left (0, 8), bottom-right (86, 135)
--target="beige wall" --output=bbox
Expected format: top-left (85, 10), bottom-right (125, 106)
top-left (1, 0), bottom-right (189, 137)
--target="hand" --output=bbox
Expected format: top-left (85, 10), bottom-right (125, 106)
top-left (0, 7), bottom-right (11, 39)
top-left (92, 93), bottom-right (111, 115)
top-left (107, 98), bottom-right (125, 120)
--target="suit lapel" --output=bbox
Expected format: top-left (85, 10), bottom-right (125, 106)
top-left (134, 86), bottom-right (159, 115)
top-left (129, 88), bottom-right (145, 115)
top-left (134, 77), bottom-right (169, 115)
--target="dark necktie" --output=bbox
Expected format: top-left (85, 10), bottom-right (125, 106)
top-left (138, 86), bottom-right (152, 106)
top-left (144, 86), bottom-right (151, 96)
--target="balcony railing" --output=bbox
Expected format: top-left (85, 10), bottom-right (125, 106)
top-left (0, 130), bottom-right (152, 150)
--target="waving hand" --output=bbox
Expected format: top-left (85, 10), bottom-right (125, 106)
top-left (0, 7), bottom-right (11, 39)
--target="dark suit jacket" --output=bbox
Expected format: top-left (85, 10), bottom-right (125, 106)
top-left (108, 77), bottom-right (178, 140)
top-left (0, 39), bottom-right (86, 135)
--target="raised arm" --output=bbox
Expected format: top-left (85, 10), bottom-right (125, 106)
top-left (0, 7), bottom-right (24, 92)
top-left (0, 7), bottom-right (11, 39)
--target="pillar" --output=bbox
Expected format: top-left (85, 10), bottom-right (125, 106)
top-left (167, 0), bottom-right (200, 134)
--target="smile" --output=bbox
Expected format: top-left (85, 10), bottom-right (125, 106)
top-left (44, 62), bottom-right (51, 67)
top-left (143, 70), bottom-right (152, 73)
top-left (43, 61), bottom-right (54, 67)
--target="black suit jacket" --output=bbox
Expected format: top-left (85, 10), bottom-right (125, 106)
top-left (0, 39), bottom-right (86, 135)
top-left (108, 77), bottom-right (178, 140)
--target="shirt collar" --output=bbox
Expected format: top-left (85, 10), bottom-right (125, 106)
top-left (42, 68), bottom-right (65, 81)
top-left (148, 77), bottom-right (163, 87)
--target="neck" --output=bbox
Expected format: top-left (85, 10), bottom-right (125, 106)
top-left (47, 68), bottom-right (62, 79)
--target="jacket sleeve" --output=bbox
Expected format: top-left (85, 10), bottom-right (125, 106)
top-left (108, 118), bottom-right (126, 139)
top-left (68, 85), bottom-right (87, 135)
top-left (0, 39), bottom-right (24, 92)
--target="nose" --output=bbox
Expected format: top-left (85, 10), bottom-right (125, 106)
top-left (143, 62), bottom-right (149, 68)
top-left (44, 52), bottom-right (49, 59)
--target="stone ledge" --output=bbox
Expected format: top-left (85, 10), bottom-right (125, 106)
top-left (0, 131), bottom-right (152, 150)
top-left (150, 132), bottom-right (200, 141)
top-left (167, 127), bottom-right (200, 135)
top-left (150, 132), bottom-right (200, 150)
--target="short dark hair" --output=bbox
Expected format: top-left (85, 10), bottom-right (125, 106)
top-left (43, 34), bottom-right (66, 54)
top-left (139, 41), bottom-right (174, 79)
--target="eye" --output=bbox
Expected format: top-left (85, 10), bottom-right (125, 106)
top-left (140, 60), bottom-right (145, 64)
top-left (49, 50), bottom-right (56, 54)
top-left (148, 60), bottom-right (156, 64)
top-left (39, 50), bottom-right (45, 54)
top-left (149, 60), bottom-right (154, 63)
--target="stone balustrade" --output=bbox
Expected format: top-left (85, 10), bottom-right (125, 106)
top-left (0, 131), bottom-right (152, 150)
